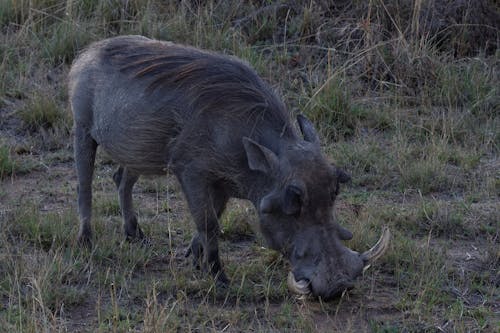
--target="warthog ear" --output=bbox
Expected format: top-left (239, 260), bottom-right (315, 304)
top-left (242, 137), bottom-right (279, 174)
top-left (331, 166), bottom-right (351, 198)
top-left (282, 184), bottom-right (304, 216)
top-left (297, 114), bottom-right (320, 145)
top-left (336, 168), bottom-right (351, 184)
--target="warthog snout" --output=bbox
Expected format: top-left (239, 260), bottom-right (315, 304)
top-left (287, 228), bottom-right (391, 300)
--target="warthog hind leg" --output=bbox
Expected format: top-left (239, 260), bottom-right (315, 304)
top-left (75, 126), bottom-right (98, 246)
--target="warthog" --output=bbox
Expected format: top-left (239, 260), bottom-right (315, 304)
top-left (68, 35), bottom-right (389, 300)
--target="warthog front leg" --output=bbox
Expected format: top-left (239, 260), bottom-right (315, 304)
top-left (180, 171), bottom-right (229, 285)
top-left (115, 167), bottom-right (144, 241)
top-left (75, 126), bottom-right (97, 245)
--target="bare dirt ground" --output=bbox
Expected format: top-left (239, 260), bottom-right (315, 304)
top-left (1, 137), bottom-right (498, 331)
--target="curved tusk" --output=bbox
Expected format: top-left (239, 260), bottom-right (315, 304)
top-left (287, 272), bottom-right (310, 295)
top-left (361, 227), bottom-right (391, 265)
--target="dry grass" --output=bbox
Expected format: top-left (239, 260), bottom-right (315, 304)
top-left (0, 0), bottom-right (498, 332)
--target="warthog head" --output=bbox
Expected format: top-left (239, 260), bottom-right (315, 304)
top-left (243, 115), bottom-right (390, 300)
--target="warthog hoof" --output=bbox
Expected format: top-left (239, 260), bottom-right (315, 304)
top-left (77, 229), bottom-right (92, 247)
top-left (185, 234), bottom-right (203, 270)
top-left (214, 271), bottom-right (229, 288)
top-left (126, 229), bottom-right (152, 247)
top-left (185, 235), bottom-right (229, 287)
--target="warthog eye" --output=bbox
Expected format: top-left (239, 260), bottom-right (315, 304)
top-left (330, 168), bottom-right (351, 201)
top-left (282, 184), bottom-right (303, 216)
top-left (336, 168), bottom-right (351, 184)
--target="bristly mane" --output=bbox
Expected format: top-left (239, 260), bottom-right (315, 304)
top-left (102, 39), bottom-right (291, 130)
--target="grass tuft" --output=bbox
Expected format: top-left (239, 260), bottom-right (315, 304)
top-left (0, 143), bottom-right (15, 179)
top-left (40, 21), bottom-right (94, 65)
top-left (304, 81), bottom-right (364, 140)
top-left (0, 142), bottom-right (37, 179)
top-left (17, 93), bottom-right (68, 132)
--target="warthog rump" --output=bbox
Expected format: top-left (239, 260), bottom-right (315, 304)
top-left (68, 35), bottom-right (389, 300)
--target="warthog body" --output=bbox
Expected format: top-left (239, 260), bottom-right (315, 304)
top-left (69, 35), bottom-right (388, 300)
